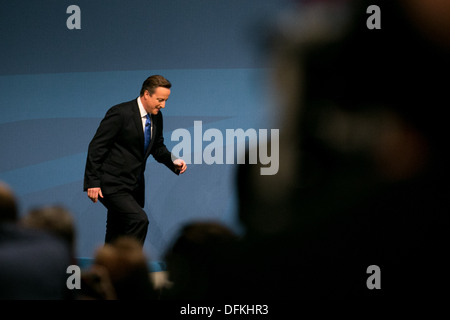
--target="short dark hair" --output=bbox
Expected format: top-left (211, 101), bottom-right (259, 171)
top-left (140, 75), bottom-right (172, 96)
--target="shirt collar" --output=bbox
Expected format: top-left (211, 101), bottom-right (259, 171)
top-left (137, 97), bottom-right (148, 118)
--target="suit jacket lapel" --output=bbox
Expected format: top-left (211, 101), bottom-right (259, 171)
top-left (131, 99), bottom-right (145, 155)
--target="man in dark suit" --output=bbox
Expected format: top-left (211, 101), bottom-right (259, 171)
top-left (84, 75), bottom-right (187, 245)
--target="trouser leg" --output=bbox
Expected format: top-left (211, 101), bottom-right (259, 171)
top-left (99, 192), bottom-right (149, 245)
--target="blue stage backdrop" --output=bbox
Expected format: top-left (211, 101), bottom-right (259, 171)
top-left (0, 0), bottom-right (288, 262)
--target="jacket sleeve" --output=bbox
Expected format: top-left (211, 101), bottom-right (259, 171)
top-left (151, 113), bottom-right (180, 175)
top-left (83, 106), bottom-right (123, 190)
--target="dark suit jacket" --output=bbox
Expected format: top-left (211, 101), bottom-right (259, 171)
top-left (84, 98), bottom-right (178, 205)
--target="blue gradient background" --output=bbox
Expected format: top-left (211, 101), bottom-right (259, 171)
top-left (0, 0), bottom-right (287, 261)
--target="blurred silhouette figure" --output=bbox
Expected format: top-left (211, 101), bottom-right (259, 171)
top-left (0, 182), bottom-right (17, 224)
top-left (162, 221), bottom-right (238, 299)
top-left (0, 182), bottom-right (71, 299)
top-left (78, 264), bottom-right (117, 300)
top-left (235, 0), bottom-right (450, 298)
top-left (21, 205), bottom-right (77, 262)
top-left (80, 236), bottom-right (156, 300)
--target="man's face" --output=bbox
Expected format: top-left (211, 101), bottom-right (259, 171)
top-left (142, 87), bottom-right (170, 115)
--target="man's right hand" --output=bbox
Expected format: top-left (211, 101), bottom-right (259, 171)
top-left (87, 187), bottom-right (104, 203)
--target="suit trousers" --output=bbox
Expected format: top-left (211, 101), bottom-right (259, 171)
top-left (99, 191), bottom-right (149, 245)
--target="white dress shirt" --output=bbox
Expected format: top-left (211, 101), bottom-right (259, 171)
top-left (137, 97), bottom-right (152, 137)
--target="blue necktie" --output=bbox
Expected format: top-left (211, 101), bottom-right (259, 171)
top-left (144, 114), bottom-right (151, 151)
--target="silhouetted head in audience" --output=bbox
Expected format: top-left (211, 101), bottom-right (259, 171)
top-left (93, 236), bottom-right (155, 300)
top-left (21, 205), bottom-right (76, 256)
top-left (0, 182), bottom-right (18, 223)
top-left (164, 221), bottom-right (238, 299)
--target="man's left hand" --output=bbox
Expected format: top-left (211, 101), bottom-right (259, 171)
top-left (173, 159), bottom-right (187, 174)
